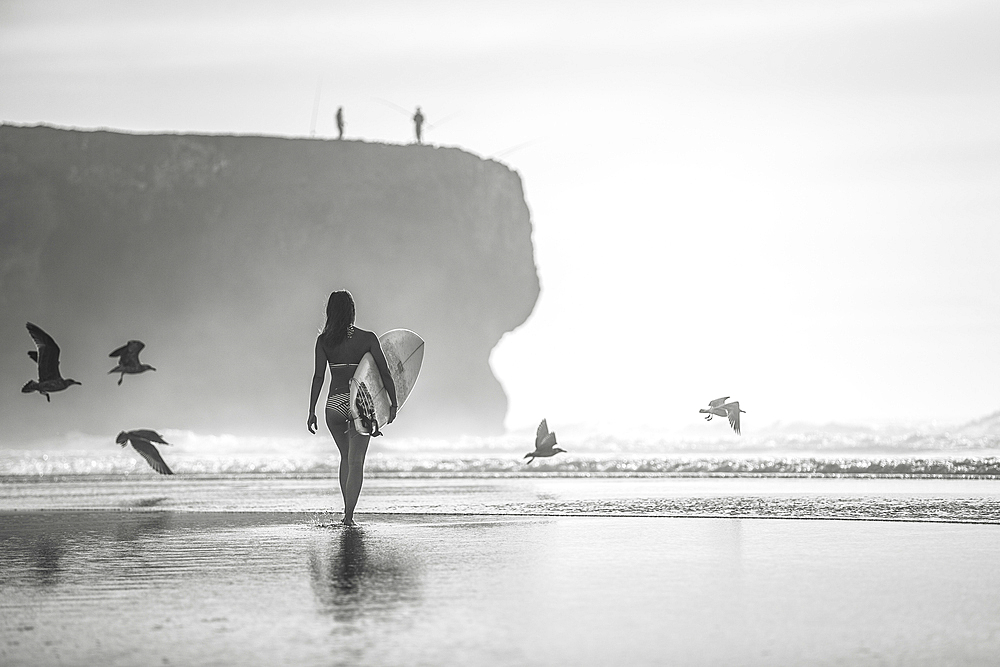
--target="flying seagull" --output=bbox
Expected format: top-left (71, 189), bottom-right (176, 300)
top-left (21, 322), bottom-right (82, 402)
top-left (699, 397), bottom-right (746, 435)
top-left (108, 340), bottom-right (156, 385)
top-left (524, 419), bottom-right (566, 464)
top-left (116, 429), bottom-right (174, 475)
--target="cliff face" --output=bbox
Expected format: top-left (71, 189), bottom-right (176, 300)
top-left (0, 125), bottom-right (539, 442)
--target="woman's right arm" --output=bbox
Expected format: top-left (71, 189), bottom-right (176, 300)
top-left (368, 333), bottom-right (399, 424)
top-left (307, 338), bottom-right (327, 433)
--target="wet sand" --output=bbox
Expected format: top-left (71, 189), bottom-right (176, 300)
top-left (3, 508), bottom-right (1000, 666)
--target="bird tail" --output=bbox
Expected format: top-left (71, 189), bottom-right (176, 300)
top-left (21, 380), bottom-right (37, 394)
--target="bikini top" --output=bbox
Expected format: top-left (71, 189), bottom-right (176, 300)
top-left (328, 362), bottom-right (357, 390)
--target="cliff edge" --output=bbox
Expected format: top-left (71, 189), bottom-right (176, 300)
top-left (0, 125), bottom-right (539, 442)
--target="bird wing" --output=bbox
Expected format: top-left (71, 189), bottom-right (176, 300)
top-left (110, 340), bottom-right (145, 365)
top-left (724, 402), bottom-right (742, 435)
top-left (535, 419), bottom-right (549, 447)
top-left (708, 396), bottom-right (730, 408)
top-left (538, 432), bottom-right (558, 452)
top-left (127, 429), bottom-right (169, 445)
top-left (26, 322), bottom-right (61, 382)
top-left (129, 438), bottom-right (174, 475)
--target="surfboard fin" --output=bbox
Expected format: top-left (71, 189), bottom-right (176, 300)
top-left (354, 382), bottom-right (383, 437)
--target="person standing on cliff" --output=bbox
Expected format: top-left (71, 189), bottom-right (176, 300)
top-left (336, 106), bottom-right (344, 140)
top-left (413, 106), bottom-right (424, 144)
top-left (308, 290), bottom-right (398, 526)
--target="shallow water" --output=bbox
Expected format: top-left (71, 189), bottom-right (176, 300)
top-left (2, 511), bottom-right (999, 666)
top-left (3, 475), bottom-right (1000, 665)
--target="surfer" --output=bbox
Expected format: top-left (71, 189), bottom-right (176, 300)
top-left (308, 290), bottom-right (398, 526)
top-left (336, 106), bottom-right (344, 140)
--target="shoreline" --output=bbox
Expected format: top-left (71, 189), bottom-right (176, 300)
top-left (3, 476), bottom-right (1000, 522)
top-left (4, 508), bottom-right (1000, 526)
top-left (5, 469), bottom-right (1000, 480)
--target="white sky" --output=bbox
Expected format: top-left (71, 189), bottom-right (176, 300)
top-left (2, 0), bottom-right (998, 434)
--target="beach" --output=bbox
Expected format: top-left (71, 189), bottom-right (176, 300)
top-left (3, 475), bottom-right (1000, 666)
top-left (3, 2), bottom-right (998, 664)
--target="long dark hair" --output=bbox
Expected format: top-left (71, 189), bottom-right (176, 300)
top-left (321, 290), bottom-right (356, 347)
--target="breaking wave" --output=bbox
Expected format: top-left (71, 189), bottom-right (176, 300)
top-left (3, 453), bottom-right (1000, 478)
top-left (4, 429), bottom-right (1000, 478)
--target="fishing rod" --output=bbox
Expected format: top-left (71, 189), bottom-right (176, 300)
top-left (372, 98), bottom-right (457, 131)
top-left (491, 138), bottom-right (541, 159)
top-left (309, 79), bottom-right (324, 137)
top-left (425, 112), bottom-right (459, 131)
top-left (373, 97), bottom-right (411, 116)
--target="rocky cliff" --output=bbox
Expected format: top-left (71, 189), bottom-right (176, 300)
top-left (0, 125), bottom-right (539, 443)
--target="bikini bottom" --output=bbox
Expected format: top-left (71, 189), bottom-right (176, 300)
top-left (326, 391), bottom-right (351, 423)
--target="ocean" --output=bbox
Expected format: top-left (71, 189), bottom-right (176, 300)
top-left (3, 428), bottom-right (1000, 520)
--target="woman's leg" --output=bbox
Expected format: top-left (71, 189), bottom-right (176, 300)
top-left (342, 427), bottom-right (371, 525)
top-left (326, 412), bottom-right (351, 515)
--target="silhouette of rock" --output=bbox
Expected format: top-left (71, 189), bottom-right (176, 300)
top-left (0, 124), bottom-right (539, 440)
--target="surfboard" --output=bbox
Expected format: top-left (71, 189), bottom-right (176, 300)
top-left (349, 329), bottom-right (425, 436)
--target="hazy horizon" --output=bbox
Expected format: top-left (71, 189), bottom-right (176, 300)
top-left (2, 0), bottom-right (999, 438)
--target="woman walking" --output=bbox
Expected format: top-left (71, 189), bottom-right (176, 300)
top-left (308, 290), bottom-right (397, 525)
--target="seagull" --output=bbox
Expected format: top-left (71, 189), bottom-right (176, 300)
top-left (699, 396), bottom-right (729, 421)
top-left (21, 322), bottom-right (82, 402)
top-left (524, 419), bottom-right (566, 464)
top-left (699, 397), bottom-right (746, 435)
top-left (116, 429), bottom-right (174, 475)
top-left (108, 340), bottom-right (156, 385)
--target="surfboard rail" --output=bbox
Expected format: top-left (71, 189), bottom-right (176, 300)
top-left (349, 329), bottom-right (425, 435)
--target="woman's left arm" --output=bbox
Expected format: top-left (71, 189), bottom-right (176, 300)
top-left (369, 333), bottom-right (399, 423)
top-left (308, 338), bottom-right (327, 433)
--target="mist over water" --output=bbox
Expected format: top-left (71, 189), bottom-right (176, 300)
top-left (0, 127), bottom-right (536, 443)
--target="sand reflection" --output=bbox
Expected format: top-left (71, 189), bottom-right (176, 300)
top-left (0, 512), bottom-right (177, 591)
top-left (19, 536), bottom-right (65, 587)
top-left (308, 526), bottom-right (422, 625)
top-left (0, 517), bottom-right (69, 588)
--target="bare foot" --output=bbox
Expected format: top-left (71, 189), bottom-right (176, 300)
top-left (342, 517), bottom-right (356, 527)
